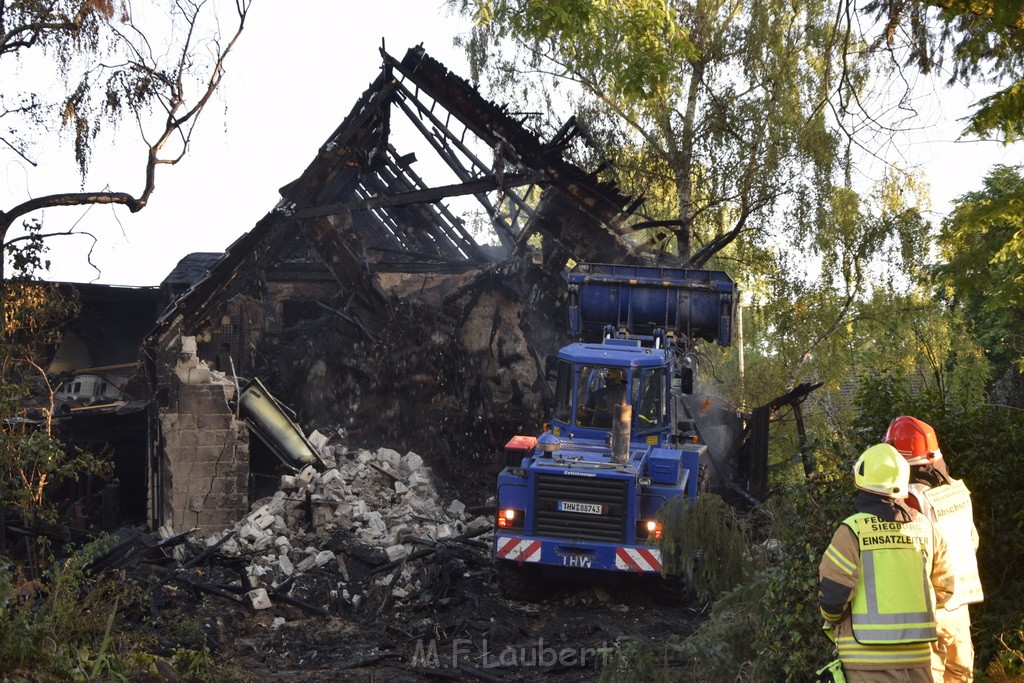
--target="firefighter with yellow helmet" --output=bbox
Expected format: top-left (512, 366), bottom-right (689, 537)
top-left (818, 444), bottom-right (955, 682)
top-left (885, 416), bottom-right (982, 682)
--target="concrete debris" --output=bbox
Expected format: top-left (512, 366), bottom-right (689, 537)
top-left (204, 445), bottom-right (493, 610)
top-left (247, 587), bottom-right (272, 610)
top-left (307, 429), bottom-right (329, 451)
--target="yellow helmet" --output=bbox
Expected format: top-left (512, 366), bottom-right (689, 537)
top-left (853, 444), bottom-right (910, 498)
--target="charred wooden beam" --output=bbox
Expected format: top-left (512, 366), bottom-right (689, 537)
top-left (391, 83), bottom-right (522, 249)
top-left (291, 172), bottom-right (547, 220)
top-left (388, 47), bottom-right (632, 227)
top-left (383, 148), bottom-right (487, 260)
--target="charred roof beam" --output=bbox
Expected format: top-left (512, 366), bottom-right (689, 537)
top-left (351, 185), bottom-right (419, 253)
top-left (388, 47), bottom-right (633, 228)
top-left (378, 149), bottom-right (485, 260)
top-left (386, 148), bottom-right (490, 259)
top-left (390, 81), bottom-right (545, 249)
top-left (359, 171), bottom-right (455, 259)
top-left (291, 171), bottom-right (548, 221)
top-left (391, 85), bottom-right (519, 250)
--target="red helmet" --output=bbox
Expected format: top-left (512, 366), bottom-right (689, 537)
top-left (884, 415), bottom-right (942, 466)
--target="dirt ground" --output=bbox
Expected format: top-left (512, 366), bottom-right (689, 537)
top-left (139, 538), bottom-right (707, 682)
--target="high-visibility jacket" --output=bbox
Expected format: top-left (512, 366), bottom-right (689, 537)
top-left (819, 511), bottom-right (953, 670)
top-left (846, 513), bottom-right (937, 644)
top-left (912, 479), bottom-right (984, 610)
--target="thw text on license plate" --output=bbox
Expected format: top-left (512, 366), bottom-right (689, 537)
top-left (558, 500), bottom-right (603, 514)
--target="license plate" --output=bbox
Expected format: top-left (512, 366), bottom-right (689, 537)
top-left (558, 500), bottom-right (603, 515)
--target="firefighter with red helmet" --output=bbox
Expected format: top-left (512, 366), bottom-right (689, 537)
top-left (885, 416), bottom-right (983, 682)
top-left (818, 444), bottom-right (955, 682)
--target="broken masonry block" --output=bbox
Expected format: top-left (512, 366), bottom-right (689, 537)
top-left (385, 544), bottom-right (409, 562)
top-left (180, 336), bottom-right (198, 357)
top-left (246, 503), bottom-right (272, 521)
top-left (321, 468), bottom-right (344, 486)
top-left (247, 563), bottom-right (269, 579)
top-left (247, 588), bottom-right (272, 610)
top-left (311, 505), bottom-right (334, 528)
top-left (252, 513), bottom-right (275, 530)
top-left (239, 523), bottom-right (264, 543)
top-left (279, 475), bottom-right (298, 490)
top-left (253, 534), bottom-right (275, 552)
top-left (278, 554), bottom-right (295, 576)
top-left (408, 471), bottom-right (431, 489)
top-left (400, 452), bottom-right (424, 472)
top-left (297, 465), bottom-right (317, 485)
top-left (307, 429), bottom-right (329, 450)
top-left (377, 448), bottom-right (402, 468)
top-left (296, 554), bottom-right (319, 573)
top-left (394, 481), bottom-right (409, 495)
top-left (315, 550), bottom-right (336, 567)
top-left (356, 450), bottom-right (374, 464)
top-left (446, 499), bottom-right (466, 516)
top-left (358, 528), bottom-right (382, 543)
top-left (364, 511), bottom-right (387, 532)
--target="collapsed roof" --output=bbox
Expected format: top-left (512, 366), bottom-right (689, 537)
top-left (154, 46), bottom-right (645, 339)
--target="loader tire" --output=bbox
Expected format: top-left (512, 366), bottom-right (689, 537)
top-left (649, 573), bottom-right (694, 606)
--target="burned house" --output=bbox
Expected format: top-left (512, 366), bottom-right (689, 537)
top-left (142, 47), bottom-right (653, 533)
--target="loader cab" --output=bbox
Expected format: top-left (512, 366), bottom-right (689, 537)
top-left (548, 342), bottom-right (673, 445)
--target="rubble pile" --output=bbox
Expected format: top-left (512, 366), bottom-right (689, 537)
top-left (202, 443), bottom-right (493, 613)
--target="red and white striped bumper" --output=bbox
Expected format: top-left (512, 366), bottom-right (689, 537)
top-left (614, 547), bottom-right (663, 572)
top-left (495, 535), bottom-right (543, 562)
top-left (494, 534), bottom-right (663, 573)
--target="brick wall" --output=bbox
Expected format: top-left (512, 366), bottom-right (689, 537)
top-left (157, 335), bottom-right (250, 533)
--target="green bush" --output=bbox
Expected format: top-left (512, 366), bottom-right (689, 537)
top-left (0, 540), bottom-right (212, 681)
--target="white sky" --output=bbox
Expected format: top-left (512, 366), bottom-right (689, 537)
top-left (5, 1), bottom-right (1021, 287)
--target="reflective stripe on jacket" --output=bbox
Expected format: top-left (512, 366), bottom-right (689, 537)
top-left (846, 513), bottom-right (937, 644)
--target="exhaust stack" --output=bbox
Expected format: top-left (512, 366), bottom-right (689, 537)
top-left (611, 401), bottom-right (632, 464)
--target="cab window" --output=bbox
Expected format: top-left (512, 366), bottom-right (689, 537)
top-left (633, 368), bottom-right (667, 431)
top-left (575, 365), bottom-right (627, 429)
top-left (552, 361), bottom-right (573, 423)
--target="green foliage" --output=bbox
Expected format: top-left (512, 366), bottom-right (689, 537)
top-left (0, 271), bottom-right (110, 529)
top-left (659, 494), bottom-right (753, 602)
top-left (749, 456), bottom-right (854, 680)
top-left (671, 578), bottom-right (769, 681)
top-left (0, 541), bottom-right (123, 676)
top-left (600, 637), bottom-right (677, 683)
top-left (0, 540), bottom-right (209, 681)
top-left (452, 0), bottom-right (861, 265)
top-left (934, 164), bottom-right (1024, 379)
top-left (861, 0), bottom-right (1024, 141)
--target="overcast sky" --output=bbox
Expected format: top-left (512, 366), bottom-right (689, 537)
top-left (6, 1), bottom-right (1021, 287)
